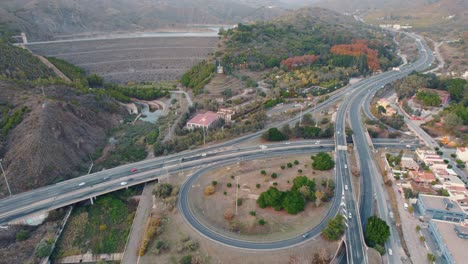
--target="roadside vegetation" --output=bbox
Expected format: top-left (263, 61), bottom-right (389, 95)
top-left (322, 214), bottom-right (346, 240)
top-left (364, 216), bottom-right (391, 255)
top-left (52, 187), bottom-right (141, 259)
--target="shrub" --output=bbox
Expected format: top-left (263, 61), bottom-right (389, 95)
top-left (287, 162), bottom-right (293, 168)
top-left (271, 173), bottom-right (278, 179)
top-left (261, 170), bottom-right (267, 175)
top-left (153, 183), bottom-right (174, 198)
top-left (298, 169), bottom-right (303, 173)
top-left (212, 181), bottom-right (218, 186)
top-left (281, 165), bottom-right (286, 170)
top-left (273, 182), bottom-right (278, 186)
top-left (231, 175), bottom-right (235, 179)
top-left (223, 191), bottom-right (227, 195)
top-left (237, 198), bottom-right (243, 206)
top-left (227, 183), bottom-right (232, 187)
top-left (249, 211), bottom-right (256, 216)
top-left (224, 209), bottom-right (235, 221)
top-left (374, 244), bottom-right (385, 255)
top-left (180, 255), bottom-right (193, 264)
top-left (16, 229), bottom-right (30, 241)
top-left (204, 186), bottom-right (215, 195)
top-left (294, 160), bottom-right (299, 165)
top-left (258, 219), bottom-right (266, 225)
top-left (35, 240), bottom-right (52, 258)
top-left (256, 183), bottom-right (261, 188)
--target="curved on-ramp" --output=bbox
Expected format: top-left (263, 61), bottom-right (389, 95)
top-left (178, 148), bottom-right (342, 250)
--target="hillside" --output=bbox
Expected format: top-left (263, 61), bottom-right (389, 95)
top-left (0, 80), bottom-right (125, 196)
top-left (0, 41), bottom-right (126, 196)
top-left (0, 0), bottom-right (288, 41)
top-left (220, 7), bottom-right (400, 74)
top-left (0, 41), bottom-right (55, 80)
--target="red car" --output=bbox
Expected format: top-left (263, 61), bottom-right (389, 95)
top-left (130, 168), bottom-right (138, 173)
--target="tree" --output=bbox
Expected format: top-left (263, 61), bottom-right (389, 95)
top-left (263, 127), bottom-right (287, 141)
top-left (258, 219), bottom-right (267, 225)
top-left (281, 124), bottom-right (292, 137)
top-left (257, 187), bottom-right (285, 210)
top-left (282, 191), bottom-right (306, 214)
top-left (292, 176), bottom-right (316, 193)
top-left (311, 152), bottom-right (335, 170)
top-left (261, 170), bottom-right (267, 175)
top-left (153, 183), bottom-right (173, 198)
top-left (443, 113), bottom-right (462, 131)
top-left (377, 105), bottom-right (386, 114)
top-left (315, 190), bottom-right (324, 207)
top-left (365, 216), bottom-right (390, 246)
top-left (447, 78), bottom-right (467, 102)
top-left (322, 215), bottom-right (345, 240)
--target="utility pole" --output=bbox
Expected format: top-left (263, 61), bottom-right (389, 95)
top-left (299, 104), bottom-right (303, 126)
top-left (0, 159), bottom-right (12, 196)
top-left (314, 100), bottom-right (318, 127)
top-left (235, 176), bottom-right (239, 215)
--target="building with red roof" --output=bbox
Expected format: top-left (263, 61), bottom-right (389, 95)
top-left (186, 111), bottom-right (219, 129)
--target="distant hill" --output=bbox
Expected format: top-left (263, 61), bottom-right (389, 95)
top-left (0, 0), bottom-right (288, 41)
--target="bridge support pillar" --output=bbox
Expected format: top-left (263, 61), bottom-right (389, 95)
top-left (90, 197), bottom-right (94, 205)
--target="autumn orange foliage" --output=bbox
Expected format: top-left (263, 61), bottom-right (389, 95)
top-left (330, 40), bottom-right (380, 71)
top-left (281, 55), bottom-right (319, 70)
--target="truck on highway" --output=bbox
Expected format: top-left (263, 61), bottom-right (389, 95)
top-left (392, 67), bottom-right (401, 71)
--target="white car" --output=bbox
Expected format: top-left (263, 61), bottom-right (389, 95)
top-left (302, 233), bottom-right (309, 238)
top-left (344, 164), bottom-right (348, 169)
top-left (388, 249), bottom-right (393, 255)
top-left (260, 145), bottom-right (267, 150)
top-left (348, 213), bottom-right (352, 219)
top-left (78, 182), bottom-right (85, 186)
top-left (345, 185), bottom-right (348, 190)
top-left (201, 153), bottom-right (207, 157)
top-left (120, 181), bottom-right (128, 186)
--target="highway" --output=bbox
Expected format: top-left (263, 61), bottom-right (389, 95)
top-left (347, 31), bottom-right (434, 263)
top-left (0, 141), bottom-right (334, 225)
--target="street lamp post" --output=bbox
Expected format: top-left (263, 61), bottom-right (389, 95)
top-left (0, 159), bottom-right (12, 196)
top-left (202, 117), bottom-right (206, 146)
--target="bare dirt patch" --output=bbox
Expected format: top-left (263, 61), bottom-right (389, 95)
top-left (188, 155), bottom-right (334, 242)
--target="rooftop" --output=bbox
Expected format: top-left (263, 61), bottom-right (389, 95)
top-left (187, 111), bottom-right (219, 127)
top-left (419, 194), bottom-right (464, 214)
top-left (431, 220), bottom-right (468, 263)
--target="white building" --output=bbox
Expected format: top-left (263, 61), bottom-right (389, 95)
top-left (456, 148), bottom-right (468, 163)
